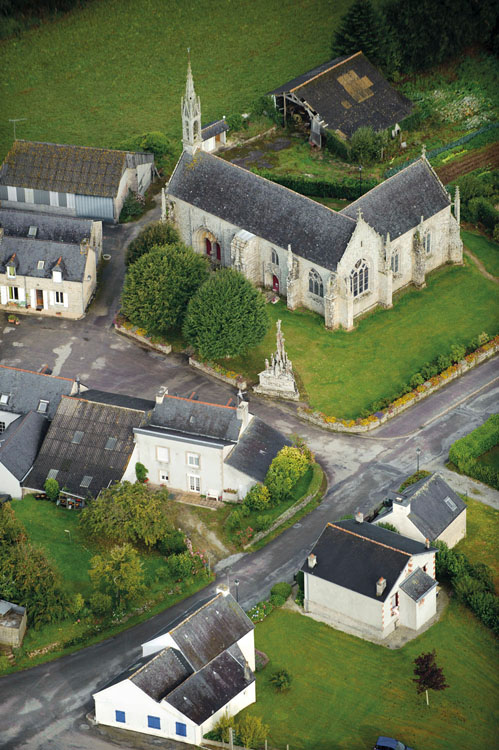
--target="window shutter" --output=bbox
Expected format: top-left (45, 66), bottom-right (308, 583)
top-left (42, 290), bottom-right (49, 309)
top-left (0, 286), bottom-right (7, 305)
top-left (63, 293), bottom-right (68, 308)
top-left (30, 289), bottom-right (36, 308)
top-left (18, 287), bottom-right (26, 302)
top-left (49, 291), bottom-right (55, 306)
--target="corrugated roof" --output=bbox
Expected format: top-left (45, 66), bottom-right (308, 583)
top-left (0, 365), bottom-right (75, 419)
top-left (150, 394), bottom-right (242, 443)
top-left (224, 417), bottom-right (291, 481)
top-left (168, 151), bottom-right (356, 271)
top-left (341, 158), bottom-right (450, 240)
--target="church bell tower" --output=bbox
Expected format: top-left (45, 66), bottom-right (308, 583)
top-left (182, 51), bottom-right (202, 155)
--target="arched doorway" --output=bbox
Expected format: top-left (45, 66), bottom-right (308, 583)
top-left (272, 275), bottom-right (279, 294)
top-left (205, 238), bottom-right (212, 256)
top-left (214, 242), bottom-right (221, 261)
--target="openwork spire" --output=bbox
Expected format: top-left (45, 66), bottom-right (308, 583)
top-left (181, 50), bottom-right (202, 155)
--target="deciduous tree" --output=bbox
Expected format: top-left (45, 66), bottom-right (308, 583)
top-left (413, 650), bottom-right (449, 705)
top-left (264, 446), bottom-right (310, 504)
top-left (89, 543), bottom-right (144, 608)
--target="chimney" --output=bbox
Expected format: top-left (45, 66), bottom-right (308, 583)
top-left (216, 583), bottom-right (230, 597)
top-left (237, 399), bottom-right (249, 431)
top-left (425, 538), bottom-right (430, 549)
top-left (155, 386), bottom-right (168, 404)
top-left (376, 577), bottom-right (386, 597)
top-left (244, 659), bottom-right (251, 681)
top-left (307, 553), bottom-right (317, 569)
top-left (0, 227), bottom-right (4, 243)
top-left (355, 511), bottom-right (363, 523)
top-left (76, 375), bottom-right (81, 396)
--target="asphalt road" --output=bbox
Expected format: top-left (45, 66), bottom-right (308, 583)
top-left (0, 201), bottom-right (498, 749)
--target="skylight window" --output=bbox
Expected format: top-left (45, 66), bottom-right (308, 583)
top-left (72, 431), bottom-right (84, 444)
top-left (47, 469), bottom-right (59, 480)
top-left (105, 437), bottom-right (117, 451)
top-left (28, 226), bottom-right (38, 238)
top-left (444, 496), bottom-right (457, 512)
top-left (37, 260), bottom-right (45, 270)
top-left (0, 394), bottom-right (9, 405)
top-left (80, 475), bottom-right (92, 488)
top-left (37, 399), bottom-right (49, 414)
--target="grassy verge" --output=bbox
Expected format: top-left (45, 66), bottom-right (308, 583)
top-left (219, 254), bottom-right (498, 418)
top-left (456, 495), bottom-right (499, 591)
top-left (241, 603), bottom-right (499, 750)
top-left (462, 230), bottom-right (499, 277)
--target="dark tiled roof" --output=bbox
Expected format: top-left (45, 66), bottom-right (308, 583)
top-left (168, 151), bottom-right (356, 272)
top-left (0, 411), bottom-right (47, 480)
top-left (302, 521), bottom-right (434, 602)
top-left (130, 647), bottom-right (193, 701)
top-left (341, 158), bottom-right (450, 240)
top-left (0, 237), bottom-right (87, 282)
top-left (79, 389), bottom-right (155, 413)
top-left (399, 473), bottom-right (466, 540)
top-left (169, 593), bottom-right (254, 671)
top-left (202, 119), bottom-right (229, 140)
top-left (268, 56), bottom-right (348, 95)
top-left (23, 395), bottom-right (146, 497)
top-left (270, 52), bottom-right (412, 138)
top-left (400, 567), bottom-right (437, 602)
top-left (166, 643), bottom-right (253, 725)
top-left (0, 140), bottom-right (130, 197)
top-left (224, 417), bottom-right (291, 482)
top-left (150, 395), bottom-right (242, 444)
top-left (0, 365), bottom-right (76, 419)
top-left (0, 208), bottom-right (94, 243)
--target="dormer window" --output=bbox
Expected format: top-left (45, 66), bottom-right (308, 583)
top-left (53, 270), bottom-right (62, 283)
top-left (37, 399), bottom-right (49, 414)
top-left (7, 265), bottom-right (15, 279)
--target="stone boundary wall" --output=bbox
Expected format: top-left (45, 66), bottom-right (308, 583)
top-left (244, 487), bottom-right (319, 550)
top-left (114, 323), bottom-right (172, 355)
top-left (299, 343), bottom-right (498, 434)
top-left (189, 357), bottom-right (247, 390)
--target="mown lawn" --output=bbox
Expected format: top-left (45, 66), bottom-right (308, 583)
top-left (223, 252), bottom-right (499, 417)
top-left (242, 604), bottom-right (499, 750)
top-left (0, 0), bottom-right (352, 161)
top-left (455, 495), bottom-right (499, 591)
top-left (462, 230), bottom-right (499, 277)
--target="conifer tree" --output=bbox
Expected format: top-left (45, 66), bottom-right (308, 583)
top-left (331, 0), bottom-right (397, 73)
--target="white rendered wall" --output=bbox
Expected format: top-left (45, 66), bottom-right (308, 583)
top-left (201, 681), bottom-right (256, 735)
top-left (0, 466), bottom-right (22, 498)
top-left (438, 510), bottom-right (466, 548)
top-left (304, 571), bottom-right (384, 632)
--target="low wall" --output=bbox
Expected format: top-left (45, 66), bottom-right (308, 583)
top-left (114, 322), bottom-right (172, 354)
top-left (189, 357), bottom-right (247, 390)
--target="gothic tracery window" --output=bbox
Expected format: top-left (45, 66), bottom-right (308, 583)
top-left (309, 268), bottom-right (324, 297)
top-left (350, 259), bottom-right (369, 297)
top-left (391, 251), bottom-right (400, 274)
top-left (424, 231), bottom-right (431, 254)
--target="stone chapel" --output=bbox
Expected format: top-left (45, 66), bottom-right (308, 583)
top-left (166, 62), bottom-right (463, 331)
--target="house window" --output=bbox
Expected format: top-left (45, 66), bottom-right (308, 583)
top-left (148, 715), bottom-right (161, 730)
top-left (187, 452), bottom-right (200, 468)
top-left (156, 446), bottom-right (169, 463)
top-left (271, 249), bottom-right (279, 265)
top-left (53, 270), bottom-right (62, 283)
top-left (159, 470), bottom-right (169, 484)
top-left (390, 252), bottom-right (400, 274)
top-left (0, 422), bottom-right (5, 433)
top-left (8, 287), bottom-right (19, 301)
top-left (55, 291), bottom-right (64, 305)
top-left (424, 231), bottom-right (431, 254)
top-left (308, 268), bottom-right (323, 297)
top-left (390, 592), bottom-right (399, 616)
top-left (176, 722), bottom-right (187, 737)
top-left (188, 474), bottom-right (200, 493)
top-left (7, 266), bottom-right (15, 279)
top-left (115, 710), bottom-right (126, 724)
top-left (37, 399), bottom-right (49, 414)
top-left (350, 259), bottom-right (369, 297)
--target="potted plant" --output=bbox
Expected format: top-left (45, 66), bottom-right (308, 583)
top-left (7, 314), bottom-right (19, 325)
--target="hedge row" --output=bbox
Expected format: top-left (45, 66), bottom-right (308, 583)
top-left (252, 169), bottom-right (378, 200)
top-left (449, 414), bottom-right (499, 490)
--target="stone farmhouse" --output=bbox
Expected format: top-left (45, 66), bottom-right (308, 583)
top-left (0, 208), bottom-right (102, 318)
top-left (373, 472), bottom-right (467, 548)
top-left (167, 63), bottom-right (463, 330)
top-left (302, 518), bottom-right (438, 640)
top-left (0, 140), bottom-right (154, 222)
top-left (93, 587), bottom-right (255, 745)
top-left (268, 51), bottom-right (413, 145)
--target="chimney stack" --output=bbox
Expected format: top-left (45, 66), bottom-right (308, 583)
top-left (155, 386), bottom-right (168, 404)
top-left (376, 577), bottom-right (386, 596)
top-left (425, 538), bottom-right (430, 549)
top-left (237, 399), bottom-right (249, 431)
top-left (355, 511), bottom-right (364, 523)
top-left (307, 553), bottom-right (317, 569)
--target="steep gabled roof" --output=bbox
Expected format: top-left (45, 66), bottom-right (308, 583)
top-left (148, 394), bottom-right (242, 444)
top-left (0, 365), bottom-right (76, 419)
top-left (202, 119), bottom-right (229, 140)
top-left (341, 158), bottom-right (450, 240)
top-left (224, 417), bottom-right (291, 481)
top-left (168, 150), bottom-right (356, 272)
top-left (0, 237), bottom-right (87, 282)
top-left (400, 567), bottom-right (437, 602)
top-left (0, 411), bottom-right (48, 480)
top-left (396, 472), bottom-right (467, 539)
top-left (130, 647), bottom-right (193, 701)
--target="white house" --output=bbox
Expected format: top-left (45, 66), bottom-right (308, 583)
top-left (123, 387), bottom-right (290, 501)
top-left (302, 517), bottom-right (438, 640)
top-left (373, 473), bottom-right (467, 548)
top-left (0, 140), bottom-right (154, 222)
top-left (93, 588), bottom-right (255, 745)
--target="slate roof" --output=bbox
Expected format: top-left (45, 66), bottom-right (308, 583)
top-left (202, 119), bottom-right (229, 140)
top-left (224, 417), bottom-right (291, 482)
top-left (400, 567), bottom-right (437, 602)
top-left (166, 643), bottom-right (253, 725)
top-left (168, 150), bottom-right (356, 272)
top-left (341, 158), bottom-right (450, 240)
top-left (0, 411), bottom-right (48, 480)
top-left (395, 472), bottom-right (466, 540)
top-left (302, 520), bottom-right (435, 602)
top-left (169, 593), bottom-right (254, 671)
top-left (130, 647), bottom-right (193, 701)
top-left (79, 389), bottom-right (155, 413)
top-left (0, 140), bottom-right (151, 198)
top-left (0, 237), bottom-right (87, 282)
top-left (149, 394), bottom-right (242, 444)
top-left (0, 365), bottom-right (76, 419)
top-left (0, 208), bottom-right (94, 243)
top-left (23, 395), bottom-right (147, 497)
top-left (268, 56), bottom-right (347, 95)
top-left (269, 52), bottom-right (412, 138)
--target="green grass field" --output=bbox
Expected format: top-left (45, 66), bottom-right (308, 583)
top-left (222, 252), bottom-right (499, 417)
top-left (456, 495), bottom-right (499, 591)
top-left (0, 0), bottom-right (351, 161)
top-left (462, 230), bottom-right (499, 277)
top-left (243, 604), bottom-right (498, 750)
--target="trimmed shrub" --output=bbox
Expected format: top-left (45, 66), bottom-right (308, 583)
top-left (269, 668), bottom-right (292, 692)
top-left (324, 130), bottom-right (350, 161)
top-left (265, 446), bottom-right (310, 505)
top-left (244, 484), bottom-right (271, 511)
top-left (271, 582), bottom-right (292, 600)
top-left (44, 477), bottom-right (60, 502)
top-left (410, 373), bottom-right (424, 388)
top-left (270, 593), bottom-right (286, 608)
top-left (126, 221), bottom-right (180, 266)
top-left (119, 189), bottom-right (143, 222)
top-left (350, 126), bottom-right (386, 164)
top-left (254, 514), bottom-right (272, 532)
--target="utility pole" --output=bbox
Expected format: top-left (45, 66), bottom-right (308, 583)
top-left (8, 118), bottom-right (26, 140)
